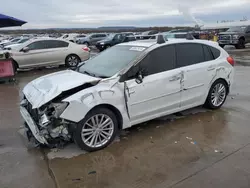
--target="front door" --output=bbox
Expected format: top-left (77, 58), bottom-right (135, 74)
top-left (124, 45), bottom-right (181, 125)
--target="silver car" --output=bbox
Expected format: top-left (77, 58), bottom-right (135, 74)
top-left (77, 33), bottom-right (108, 46)
top-left (10, 38), bottom-right (90, 71)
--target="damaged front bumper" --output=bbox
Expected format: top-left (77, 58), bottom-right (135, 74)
top-left (20, 106), bottom-right (49, 145)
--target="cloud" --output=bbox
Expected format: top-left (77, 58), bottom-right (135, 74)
top-left (1, 0), bottom-right (250, 28)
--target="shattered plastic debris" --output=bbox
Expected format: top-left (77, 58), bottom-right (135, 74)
top-left (88, 171), bottom-right (96, 175)
top-left (150, 136), bottom-right (153, 139)
top-left (186, 137), bottom-right (193, 140)
top-left (72, 178), bottom-right (81, 181)
top-left (190, 141), bottom-right (197, 145)
top-left (198, 119), bottom-right (201, 122)
top-left (231, 97), bottom-right (235, 99)
top-left (214, 149), bottom-right (223, 153)
top-left (174, 141), bottom-right (178, 144)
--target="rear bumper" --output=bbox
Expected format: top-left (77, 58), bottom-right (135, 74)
top-left (20, 106), bottom-right (48, 145)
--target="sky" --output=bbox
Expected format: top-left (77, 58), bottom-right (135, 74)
top-left (1, 0), bottom-right (250, 29)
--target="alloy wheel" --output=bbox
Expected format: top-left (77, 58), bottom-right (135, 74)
top-left (211, 83), bottom-right (226, 107)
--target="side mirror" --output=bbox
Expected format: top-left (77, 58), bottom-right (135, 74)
top-left (135, 72), bottom-right (143, 84)
top-left (21, 47), bottom-right (29, 52)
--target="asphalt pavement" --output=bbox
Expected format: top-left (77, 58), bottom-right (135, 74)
top-left (0, 47), bottom-right (250, 188)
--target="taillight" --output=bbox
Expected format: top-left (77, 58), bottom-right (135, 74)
top-left (83, 47), bottom-right (90, 52)
top-left (227, 56), bottom-right (235, 66)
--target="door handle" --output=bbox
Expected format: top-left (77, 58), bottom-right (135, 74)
top-left (207, 66), bottom-right (215, 71)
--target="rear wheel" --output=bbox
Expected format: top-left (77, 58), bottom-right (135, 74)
top-left (204, 80), bottom-right (228, 109)
top-left (235, 38), bottom-right (245, 49)
top-left (65, 54), bottom-right (81, 67)
top-left (74, 108), bottom-right (118, 152)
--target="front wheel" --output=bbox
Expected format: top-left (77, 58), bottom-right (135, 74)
top-left (204, 80), bottom-right (228, 109)
top-left (235, 38), bottom-right (245, 49)
top-left (73, 108), bottom-right (118, 152)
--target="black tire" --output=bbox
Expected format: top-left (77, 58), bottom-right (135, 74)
top-left (65, 54), bottom-right (81, 67)
top-left (74, 108), bottom-right (118, 152)
top-left (12, 60), bottom-right (18, 73)
top-left (235, 38), bottom-right (245, 49)
top-left (83, 42), bottom-right (90, 47)
top-left (204, 80), bottom-right (228, 109)
top-left (219, 44), bottom-right (225, 48)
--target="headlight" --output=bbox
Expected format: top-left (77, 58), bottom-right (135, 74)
top-left (100, 42), bottom-right (104, 45)
top-left (232, 35), bottom-right (239, 39)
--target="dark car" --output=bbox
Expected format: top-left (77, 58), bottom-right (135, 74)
top-left (169, 29), bottom-right (200, 39)
top-left (218, 26), bottom-right (250, 49)
top-left (135, 30), bottom-right (159, 40)
top-left (96, 33), bottom-right (136, 51)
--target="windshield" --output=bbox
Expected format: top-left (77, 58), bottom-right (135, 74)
top-left (79, 45), bottom-right (147, 78)
top-left (227, 26), bottom-right (246, 32)
top-left (106, 34), bottom-right (115, 40)
top-left (11, 38), bottom-right (21, 42)
top-left (18, 38), bottom-right (30, 43)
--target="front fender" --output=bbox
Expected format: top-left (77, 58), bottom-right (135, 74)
top-left (59, 83), bottom-right (130, 128)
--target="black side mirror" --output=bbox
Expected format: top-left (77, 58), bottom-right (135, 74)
top-left (135, 71), bottom-right (143, 84)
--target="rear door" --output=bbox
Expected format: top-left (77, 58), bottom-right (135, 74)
top-left (124, 45), bottom-right (182, 125)
top-left (175, 43), bottom-right (218, 108)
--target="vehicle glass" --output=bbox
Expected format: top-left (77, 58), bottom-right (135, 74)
top-left (203, 45), bottom-right (214, 61)
top-left (175, 34), bottom-right (187, 38)
top-left (11, 38), bottom-right (20, 42)
top-left (106, 34), bottom-right (115, 40)
top-left (114, 34), bottom-right (122, 41)
top-left (209, 46), bottom-right (221, 59)
top-left (77, 35), bottom-right (86, 38)
top-left (91, 34), bottom-right (98, 38)
top-left (27, 41), bottom-right (47, 50)
top-left (79, 45), bottom-right (146, 78)
top-left (139, 45), bottom-right (175, 76)
top-left (227, 26), bottom-right (246, 32)
top-left (18, 38), bottom-right (30, 43)
top-left (62, 35), bottom-right (69, 39)
top-left (46, 40), bottom-right (69, 48)
top-left (164, 33), bottom-right (175, 40)
top-left (176, 43), bottom-right (204, 67)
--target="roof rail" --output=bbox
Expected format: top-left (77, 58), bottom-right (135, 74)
top-left (157, 34), bottom-right (166, 44)
top-left (186, 32), bottom-right (194, 40)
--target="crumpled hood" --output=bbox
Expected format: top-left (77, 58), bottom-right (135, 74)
top-left (23, 70), bottom-right (101, 109)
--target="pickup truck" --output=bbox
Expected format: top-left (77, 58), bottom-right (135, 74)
top-left (218, 25), bottom-right (250, 49)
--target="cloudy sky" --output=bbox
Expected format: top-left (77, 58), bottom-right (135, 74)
top-left (1, 0), bottom-right (250, 29)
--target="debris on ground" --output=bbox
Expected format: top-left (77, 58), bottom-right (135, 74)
top-left (156, 126), bottom-right (160, 128)
top-left (214, 149), bottom-right (223, 153)
top-left (231, 97), bottom-right (235, 99)
top-left (198, 119), bottom-right (201, 122)
top-left (174, 141), bottom-right (178, 144)
top-left (51, 148), bottom-right (59, 152)
top-left (72, 178), bottom-right (81, 181)
top-left (134, 156), bottom-right (138, 160)
top-left (190, 141), bottom-right (197, 145)
top-left (88, 171), bottom-right (96, 175)
top-left (186, 137), bottom-right (193, 140)
top-left (150, 136), bottom-right (153, 139)
top-left (122, 137), bottom-right (128, 140)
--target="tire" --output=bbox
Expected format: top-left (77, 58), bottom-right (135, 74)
top-left (204, 80), bottom-right (228, 109)
top-left (105, 45), bottom-right (111, 49)
top-left (65, 54), bottom-right (81, 67)
top-left (74, 108), bottom-right (118, 152)
top-left (83, 42), bottom-right (90, 47)
top-left (235, 38), bottom-right (245, 49)
top-left (219, 44), bottom-right (225, 48)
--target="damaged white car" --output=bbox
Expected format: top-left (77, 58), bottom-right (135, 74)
top-left (20, 35), bottom-right (234, 151)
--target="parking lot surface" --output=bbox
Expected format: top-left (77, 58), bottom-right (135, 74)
top-left (1, 48), bottom-right (250, 188)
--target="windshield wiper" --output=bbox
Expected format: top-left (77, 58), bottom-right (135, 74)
top-left (83, 71), bottom-right (96, 77)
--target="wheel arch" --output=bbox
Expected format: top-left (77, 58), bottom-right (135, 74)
top-left (65, 53), bottom-right (82, 63)
top-left (211, 78), bottom-right (230, 94)
top-left (87, 104), bottom-right (123, 130)
top-left (239, 36), bottom-right (245, 41)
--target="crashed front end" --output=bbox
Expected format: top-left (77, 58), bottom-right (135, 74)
top-left (20, 98), bottom-right (72, 147)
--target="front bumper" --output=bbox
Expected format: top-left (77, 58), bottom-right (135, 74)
top-left (20, 106), bottom-right (48, 145)
top-left (96, 44), bottom-right (105, 51)
top-left (218, 40), bottom-right (239, 45)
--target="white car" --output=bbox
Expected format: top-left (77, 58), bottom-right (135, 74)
top-left (60, 33), bottom-right (87, 43)
top-left (10, 38), bottom-right (90, 70)
top-left (20, 35), bottom-right (234, 151)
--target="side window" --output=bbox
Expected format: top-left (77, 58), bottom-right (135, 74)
top-left (91, 35), bottom-right (97, 38)
top-left (46, 40), bottom-right (69, 48)
top-left (99, 34), bottom-right (106, 37)
top-left (246, 26), bottom-right (250, 33)
top-left (209, 46), bottom-right (221, 59)
top-left (140, 45), bottom-right (176, 76)
top-left (27, 41), bottom-right (46, 50)
top-left (176, 43), bottom-right (204, 67)
top-left (203, 45), bottom-right (214, 61)
top-left (62, 35), bottom-right (68, 39)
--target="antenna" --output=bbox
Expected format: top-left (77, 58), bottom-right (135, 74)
top-left (157, 34), bottom-right (166, 44)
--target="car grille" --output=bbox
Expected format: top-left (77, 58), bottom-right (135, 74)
top-left (220, 35), bottom-right (231, 40)
top-left (26, 101), bottom-right (40, 124)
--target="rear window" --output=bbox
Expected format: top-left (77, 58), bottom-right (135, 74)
top-left (209, 46), bottom-right (221, 59)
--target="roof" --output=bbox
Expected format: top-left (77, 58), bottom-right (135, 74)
top-left (118, 38), bottom-right (219, 48)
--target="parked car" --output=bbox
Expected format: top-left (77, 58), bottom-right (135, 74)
top-left (96, 33), bottom-right (136, 51)
top-left (169, 29), bottom-right (200, 39)
top-left (218, 25), bottom-right (250, 49)
top-left (20, 35), bottom-right (234, 151)
top-left (160, 32), bottom-right (195, 40)
top-left (135, 30), bottom-right (159, 40)
top-left (60, 33), bottom-right (87, 43)
top-left (10, 38), bottom-right (90, 70)
top-left (3, 37), bottom-right (31, 50)
top-left (76, 33), bottom-right (108, 46)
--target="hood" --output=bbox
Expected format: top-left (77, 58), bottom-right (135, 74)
top-left (23, 70), bottom-right (101, 109)
top-left (219, 31), bottom-right (243, 35)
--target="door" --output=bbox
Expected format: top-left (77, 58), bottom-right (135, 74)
top-left (245, 26), bottom-right (250, 43)
top-left (43, 40), bottom-right (69, 65)
top-left (89, 34), bottom-right (100, 45)
top-left (124, 45), bottom-right (182, 124)
top-left (175, 43), bottom-right (218, 108)
top-left (14, 40), bottom-right (48, 68)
